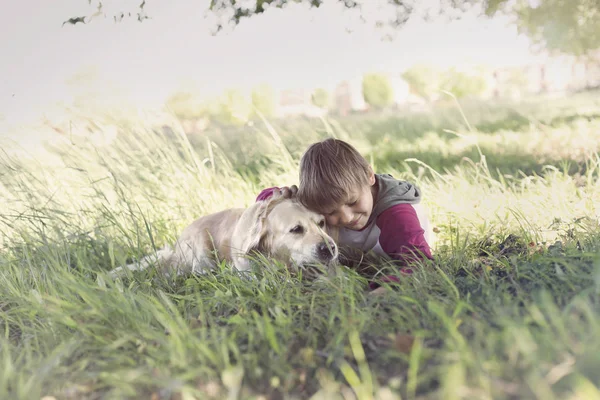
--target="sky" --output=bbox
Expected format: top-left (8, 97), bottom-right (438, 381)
top-left (0, 0), bottom-right (545, 129)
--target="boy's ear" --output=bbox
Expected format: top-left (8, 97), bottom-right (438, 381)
top-left (368, 167), bottom-right (376, 186)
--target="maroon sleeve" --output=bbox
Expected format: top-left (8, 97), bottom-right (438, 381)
top-left (376, 204), bottom-right (433, 265)
top-left (256, 187), bottom-right (279, 202)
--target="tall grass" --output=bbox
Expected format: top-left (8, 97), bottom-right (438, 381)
top-left (1, 93), bottom-right (600, 399)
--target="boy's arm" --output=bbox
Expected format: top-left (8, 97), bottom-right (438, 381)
top-left (376, 204), bottom-right (433, 266)
top-left (256, 187), bottom-right (279, 201)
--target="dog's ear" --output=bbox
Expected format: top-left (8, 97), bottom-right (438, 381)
top-left (230, 197), bottom-right (275, 271)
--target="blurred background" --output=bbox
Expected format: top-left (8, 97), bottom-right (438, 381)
top-left (2, 0), bottom-right (599, 157)
top-left (2, 0), bottom-right (600, 241)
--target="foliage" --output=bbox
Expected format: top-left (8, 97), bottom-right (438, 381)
top-left (65, 0), bottom-right (478, 34)
top-left (311, 88), bottom-right (330, 109)
top-left (496, 68), bottom-right (531, 99)
top-left (66, 1), bottom-right (600, 55)
top-left (166, 91), bottom-right (210, 120)
top-left (441, 67), bottom-right (489, 99)
top-left (362, 73), bottom-right (394, 109)
top-left (513, 0), bottom-right (600, 56)
top-left (401, 65), bottom-right (445, 101)
top-left (402, 65), bottom-right (489, 101)
top-left (473, 0), bottom-right (600, 56)
top-left (213, 89), bottom-right (253, 125)
top-left (166, 85), bottom-right (276, 125)
top-left (206, 0), bottom-right (417, 34)
top-left (251, 84), bottom-right (277, 118)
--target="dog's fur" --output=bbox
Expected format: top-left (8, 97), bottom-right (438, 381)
top-left (109, 191), bottom-right (338, 278)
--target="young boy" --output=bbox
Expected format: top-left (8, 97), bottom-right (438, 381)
top-left (256, 138), bottom-right (433, 283)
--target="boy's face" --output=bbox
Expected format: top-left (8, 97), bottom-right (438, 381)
top-left (323, 173), bottom-right (377, 231)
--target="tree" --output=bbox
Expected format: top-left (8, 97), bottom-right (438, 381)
top-left (251, 84), bottom-right (277, 118)
top-left (362, 73), bottom-right (394, 109)
top-left (166, 91), bottom-right (209, 120)
top-left (66, 1), bottom-right (600, 56)
top-left (401, 65), bottom-right (445, 102)
top-left (441, 67), bottom-right (488, 99)
top-left (64, 1), bottom-right (150, 26)
top-left (463, 0), bottom-right (600, 56)
top-left (402, 65), bottom-right (490, 101)
top-left (214, 89), bottom-right (253, 126)
top-left (512, 0), bottom-right (600, 57)
top-left (311, 88), bottom-right (330, 109)
top-left (64, 0), bottom-right (466, 33)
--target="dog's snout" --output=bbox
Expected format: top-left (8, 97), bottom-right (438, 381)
top-left (316, 240), bottom-right (337, 261)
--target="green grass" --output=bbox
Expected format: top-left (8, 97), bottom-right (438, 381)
top-left (1, 92), bottom-right (600, 399)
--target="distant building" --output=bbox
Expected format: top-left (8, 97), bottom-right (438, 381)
top-left (276, 88), bottom-right (327, 118)
top-left (388, 75), bottom-right (411, 105)
top-left (334, 77), bottom-right (367, 115)
top-left (490, 51), bottom-right (600, 99)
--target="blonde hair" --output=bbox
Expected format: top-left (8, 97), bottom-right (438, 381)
top-left (298, 138), bottom-right (372, 213)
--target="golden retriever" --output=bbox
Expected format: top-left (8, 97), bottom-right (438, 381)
top-left (109, 190), bottom-right (338, 278)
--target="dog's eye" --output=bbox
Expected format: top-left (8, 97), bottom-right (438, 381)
top-left (290, 225), bottom-right (304, 234)
top-left (318, 220), bottom-right (325, 228)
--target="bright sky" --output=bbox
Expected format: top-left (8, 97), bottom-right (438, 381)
top-left (0, 0), bottom-right (543, 129)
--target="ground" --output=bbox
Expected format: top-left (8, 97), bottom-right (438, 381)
top-left (1, 91), bottom-right (600, 399)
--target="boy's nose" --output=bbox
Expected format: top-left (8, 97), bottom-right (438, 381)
top-left (340, 208), bottom-right (353, 224)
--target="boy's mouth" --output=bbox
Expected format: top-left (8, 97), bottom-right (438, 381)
top-left (347, 217), bottom-right (361, 227)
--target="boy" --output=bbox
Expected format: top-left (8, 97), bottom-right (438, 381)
top-left (257, 138), bottom-right (433, 283)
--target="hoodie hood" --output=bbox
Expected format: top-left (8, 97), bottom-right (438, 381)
top-left (371, 174), bottom-right (422, 219)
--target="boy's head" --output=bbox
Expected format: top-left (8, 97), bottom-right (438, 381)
top-left (298, 138), bottom-right (377, 230)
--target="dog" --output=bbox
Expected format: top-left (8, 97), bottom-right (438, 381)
top-left (109, 189), bottom-right (338, 278)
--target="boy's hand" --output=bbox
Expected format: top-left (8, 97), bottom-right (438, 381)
top-left (277, 185), bottom-right (298, 199)
top-left (256, 185), bottom-right (298, 202)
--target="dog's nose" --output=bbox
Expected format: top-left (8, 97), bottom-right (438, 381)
top-left (316, 240), bottom-right (337, 261)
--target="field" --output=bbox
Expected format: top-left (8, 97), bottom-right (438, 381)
top-left (1, 91), bottom-right (600, 399)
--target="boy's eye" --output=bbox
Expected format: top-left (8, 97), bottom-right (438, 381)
top-left (348, 200), bottom-right (358, 206)
top-left (290, 225), bottom-right (304, 234)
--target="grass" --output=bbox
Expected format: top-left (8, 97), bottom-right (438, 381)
top-left (1, 91), bottom-right (600, 399)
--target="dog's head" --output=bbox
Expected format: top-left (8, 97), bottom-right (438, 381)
top-left (231, 191), bottom-right (338, 272)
